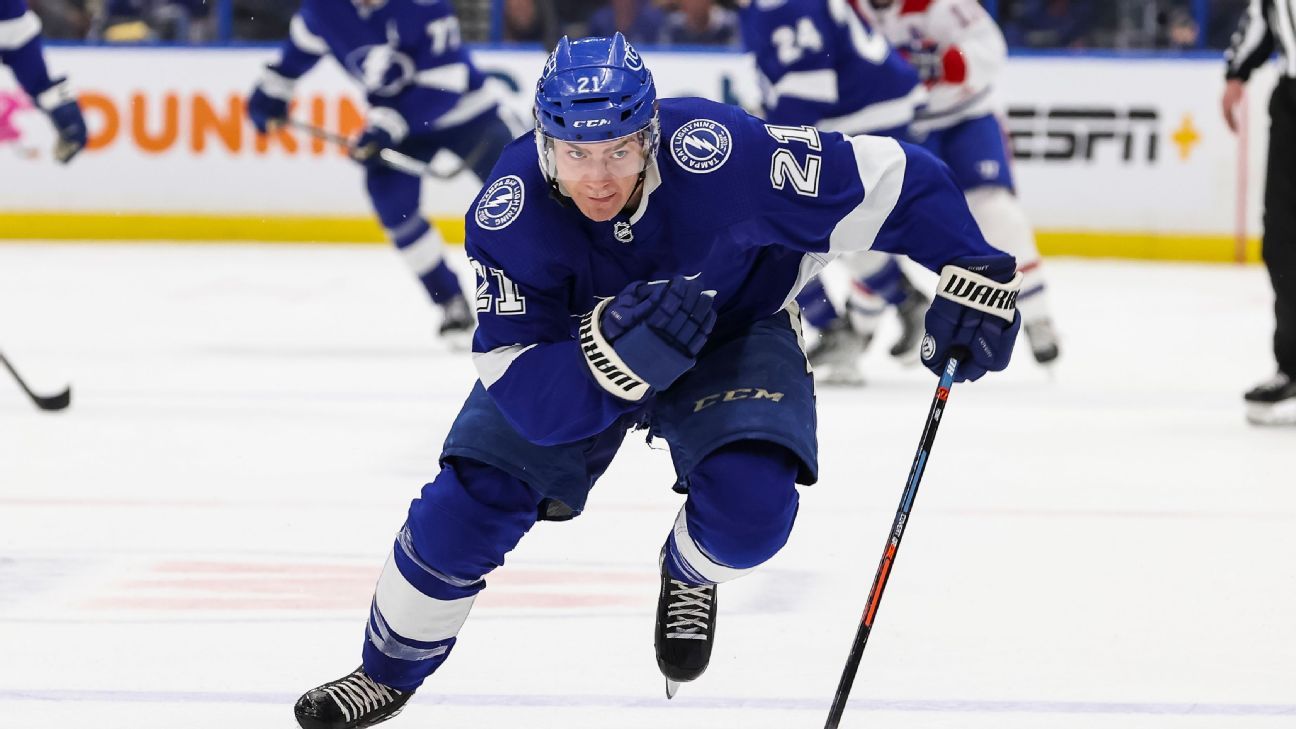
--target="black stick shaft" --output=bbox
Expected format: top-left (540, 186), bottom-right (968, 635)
top-left (824, 356), bottom-right (959, 728)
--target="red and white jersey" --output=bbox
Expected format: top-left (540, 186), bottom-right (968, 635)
top-left (861, 0), bottom-right (1006, 131)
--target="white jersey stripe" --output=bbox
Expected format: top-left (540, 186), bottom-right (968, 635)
top-left (0, 11), bottom-right (40, 51)
top-left (817, 84), bottom-right (926, 135)
top-left (771, 69), bottom-right (838, 104)
top-left (473, 344), bottom-right (538, 388)
top-left (415, 63), bottom-right (470, 93)
top-left (826, 135), bottom-right (907, 256)
top-left (288, 14), bottom-right (328, 56)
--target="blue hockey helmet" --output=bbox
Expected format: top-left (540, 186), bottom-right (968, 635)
top-left (534, 34), bottom-right (660, 186)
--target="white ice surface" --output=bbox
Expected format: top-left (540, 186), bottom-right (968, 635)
top-left (0, 242), bottom-right (1292, 729)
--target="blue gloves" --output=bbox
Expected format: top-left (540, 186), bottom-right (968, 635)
top-left (35, 79), bottom-right (86, 164)
top-left (579, 275), bottom-right (717, 399)
top-left (246, 66), bottom-right (293, 134)
top-left (900, 40), bottom-right (944, 86)
top-left (350, 126), bottom-right (396, 168)
top-left (921, 254), bottom-right (1022, 382)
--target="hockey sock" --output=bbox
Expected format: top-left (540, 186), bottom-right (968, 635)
top-left (663, 442), bottom-right (800, 585)
top-left (857, 257), bottom-right (907, 306)
top-left (965, 186), bottom-right (1054, 324)
top-left (795, 277), bottom-right (841, 330)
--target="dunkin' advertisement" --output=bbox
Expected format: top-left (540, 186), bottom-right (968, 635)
top-left (0, 47), bottom-right (1276, 256)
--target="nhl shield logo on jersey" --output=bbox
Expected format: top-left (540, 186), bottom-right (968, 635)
top-left (476, 175), bottom-right (526, 230)
top-left (613, 222), bottom-right (634, 243)
top-left (670, 119), bottom-right (732, 174)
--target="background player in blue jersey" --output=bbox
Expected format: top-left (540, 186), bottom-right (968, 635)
top-left (292, 33), bottom-right (1023, 729)
top-left (0, 0), bottom-right (86, 163)
top-left (246, 0), bottom-right (518, 343)
top-left (866, 0), bottom-right (1061, 365)
top-left (734, 0), bottom-right (934, 384)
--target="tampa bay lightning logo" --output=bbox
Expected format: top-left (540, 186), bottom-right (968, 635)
top-left (344, 45), bottom-right (415, 97)
top-left (670, 119), bottom-right (732, 174)
top-left (475, 175), bottom-right (525, 230)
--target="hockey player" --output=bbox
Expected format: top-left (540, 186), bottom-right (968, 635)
top-left (293, 33), bottom-right (1023, 729)
top-left (735, 0), bottom-right (932, 384)
top-left (246, 0), bottom-right (517, 342)
top-left (0, 0), bottom-right (86, 163)
top-left (864, 0), bottom-right (1061, 364)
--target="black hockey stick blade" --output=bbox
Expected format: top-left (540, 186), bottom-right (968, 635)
top-left (0, 352), bottom-right (72, 411)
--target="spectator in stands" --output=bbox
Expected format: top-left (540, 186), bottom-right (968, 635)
top-left (231, 0), bottom-right (296, 40)
top-left (550, 0), bottom-right (607, 44)
top-left (27, 0), bottom-right (90, 39)
top-left (588, 0), bottom-right (667, 45)
top-left (96, 0), bottom-right (213, 42)
top-left (1207, 0), bottom-right (1248, 49)
top-left (1001, 0), bottom-right (1095, 48)
top-left (1161, 5), bottom-right (1199, 48)
top-left (503, 0), bottom-right (554, 42)
top-left (662, 0), bottom-right (738, 46)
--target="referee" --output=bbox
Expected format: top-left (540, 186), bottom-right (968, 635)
top-left (1223, 0), bottom-right (1296, 425)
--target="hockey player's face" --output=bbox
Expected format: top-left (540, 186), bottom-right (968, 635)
top-left (553, 136), bottom-right (646, 222)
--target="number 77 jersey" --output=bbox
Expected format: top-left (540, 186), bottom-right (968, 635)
top-left (463, 97), bottom-right (1001, 445)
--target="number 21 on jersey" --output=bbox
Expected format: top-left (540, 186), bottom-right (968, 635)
top-left (766, 124), bottom-right (822, 198)
top-left (469, 258), bottom-right (527, 315)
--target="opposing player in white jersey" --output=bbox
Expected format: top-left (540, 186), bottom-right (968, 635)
top-left (863, 0), bottom-right (1060, 364)
top-left (733, 0), bottom-right (933, 383)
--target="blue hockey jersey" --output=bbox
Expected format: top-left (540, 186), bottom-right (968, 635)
top-left (272, 0), bottom-right (495, 136)
top-left (739, 0), bottom-right (924, 135)
top-left (466, 97), bottom-right (1000, 446)
top-left (0, 0), bottom-right (55, 100)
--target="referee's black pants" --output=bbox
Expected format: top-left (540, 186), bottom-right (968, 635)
top-left (1264, 77), bottom-right (1296, 378)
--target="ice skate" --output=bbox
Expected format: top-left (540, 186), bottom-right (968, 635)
top-left (807, 318), bottom-right (868, 386)
top-left (1244, 373), bottom-right (1296, 425)
top-left (888, 282), bottom-right (930, 361)
top-left (1023, 318), bottom-right (1060, 365)
top-left (437, 294), bottom-right (475, 349)
top-left (655, 563), bottom-right (718, 699)
top-left (294, 666), bottom-right (412, 729)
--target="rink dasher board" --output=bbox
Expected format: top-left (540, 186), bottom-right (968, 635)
top-left (0, 48), bottom-right (1276, 261)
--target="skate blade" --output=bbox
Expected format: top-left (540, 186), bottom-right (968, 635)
top-left (665, 678), bottom-right (680, 699)
top-left (891, 346), bottom-right (922, 366)
top-left (1245, 400), bottom-right (1296, 426)
top-left (812, 364), bottom-right (866, 387)
top-left (439, 329), bottom-right (474, 352)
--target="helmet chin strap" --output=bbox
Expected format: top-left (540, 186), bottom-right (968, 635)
top-left (619, 170), bottom-right (649, 217)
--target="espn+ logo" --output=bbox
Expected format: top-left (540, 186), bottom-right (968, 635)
top-left (1007, 106), bottom-right (1159, 164)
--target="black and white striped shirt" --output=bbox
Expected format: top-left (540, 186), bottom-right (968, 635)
top-left (1227, 0), bottom-right (1296, 80)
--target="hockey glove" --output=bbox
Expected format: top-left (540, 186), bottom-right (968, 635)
top-left (35, 79), bottom-right (86, 164)
top-left (351, 126), bottom-right (396, 168)
top-left (247, 65), bottom-right (295, 134)
top-left (903, 43), bottom-right (967, 87)
top-left (921, 254), bottom-right (1022, 382)
top-left (579, 275), bottom-right (717, 400)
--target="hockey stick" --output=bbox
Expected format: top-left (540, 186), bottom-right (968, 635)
top-left (824, 356), bottom-right (959, 729)
top-left (0, 351), bottom-right (71, 411)
top-left (286, 119), bottom-right (486, 180)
